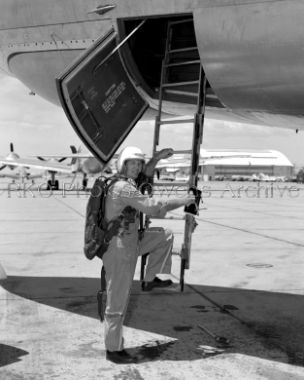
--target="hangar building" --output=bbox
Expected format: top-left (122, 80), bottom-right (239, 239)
top-left (200, 149), bottom-right (294, 180)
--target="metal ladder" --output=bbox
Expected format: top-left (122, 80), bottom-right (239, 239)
top-left (141, 18), bottom-right (207, 291)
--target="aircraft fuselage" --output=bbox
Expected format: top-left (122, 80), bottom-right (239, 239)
top-left (1, 0), bottom-right (304, 129)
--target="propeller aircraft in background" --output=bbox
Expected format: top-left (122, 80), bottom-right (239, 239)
top-left (0, 144), bottom-right (107, 189)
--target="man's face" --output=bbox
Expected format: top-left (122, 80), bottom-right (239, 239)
top-left (125, 159), bottom-right (143, 179)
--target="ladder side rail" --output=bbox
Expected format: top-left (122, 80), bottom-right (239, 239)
top-left (191, 67), bottom-right (206, 186)
top-left (153, 59), bottom-right (166, 153)
top-left (180, 67), bottom-right (206, 291)
top-left (153, 22), bottom-right (173, 155)
top-left (150, 19), bottom-right (207, 292)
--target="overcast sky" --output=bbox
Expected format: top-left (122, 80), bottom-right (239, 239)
top-left (1, 73), bottom-right (304, 169)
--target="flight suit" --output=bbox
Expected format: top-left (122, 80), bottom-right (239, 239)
top-left (102, 178), bottom-right (173, 352)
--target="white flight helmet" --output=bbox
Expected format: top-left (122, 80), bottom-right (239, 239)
top-left (116, 146), bottom-right (145, 173)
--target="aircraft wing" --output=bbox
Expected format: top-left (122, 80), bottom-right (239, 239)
top-left (32, 153), bottom-right (119, 159)
top-left (0, 158), bottom-right (72, 174)
top-left (33, 153), bottom-right (93, 159)
top-left (0, 173), bottom-right (19, 179)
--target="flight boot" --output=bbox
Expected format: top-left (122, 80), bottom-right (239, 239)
top-left (142, 276), bottom-right (173, 291)
top-left (106, 349), bottom-right (137, 364)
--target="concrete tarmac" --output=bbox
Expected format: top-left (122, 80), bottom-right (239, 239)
top-left (0, 179), bottom-right (304, 379)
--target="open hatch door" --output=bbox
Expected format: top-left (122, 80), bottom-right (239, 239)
top-left (56, 28), bottom-right (148, 165)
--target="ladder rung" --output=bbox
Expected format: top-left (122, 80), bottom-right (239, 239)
top-left (206, 93), bottom-right (218, 99)
top-left (153, 181), bottom-right (189, 187)
top-left (169, 47), bottom-right (198, 54)
top-left (155, 149), bottom-right (192, 155)
top-left (164, 90), bottom-right (216, 99)
top-left (156, 118), bottom-right (195, 125)
top-left (164, 60), bottom-right (201, 68)
top-left (164, 89), bottom-right (197, 97)
top-left (162, 80), bottom-right (199, 88)
top-left (169, 19), bottom-right (193, 27)
top-left (172, 149), bottom-right (193, 154)
top-left (150, 216), bottom-right (185, 222)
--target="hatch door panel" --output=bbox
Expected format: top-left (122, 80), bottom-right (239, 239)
top-left (56, 29), bottom-right (148, 164)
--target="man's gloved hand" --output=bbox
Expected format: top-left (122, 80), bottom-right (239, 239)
top-left (154, 148), bottom-right (174, 161)
top-left (184, 188), bottom-right (201, 215)
top-left (143, 148), bottom-right (174, 179)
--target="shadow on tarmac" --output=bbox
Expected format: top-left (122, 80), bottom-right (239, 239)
top-left (0, 344), bottom-right (29, 367)
top-left (2, 275), bottom-right (304, 366)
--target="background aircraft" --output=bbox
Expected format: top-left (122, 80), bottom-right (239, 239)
top-left (0, 144), bottom-right (107, 189)
top-left (0, 143), bottom-right (45, 183)
top-left (35, 146), bottom-right (111, 188)
top-left (0, 143), bottom-right (73, 189)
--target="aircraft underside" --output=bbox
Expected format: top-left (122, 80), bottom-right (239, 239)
top-left (1, 0), bottom-right (304, 132)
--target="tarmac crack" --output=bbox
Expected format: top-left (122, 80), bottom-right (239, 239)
top-left (196, 217), bottom-right (304, 248)
top-left (52, 196), bottom-right (85, 218)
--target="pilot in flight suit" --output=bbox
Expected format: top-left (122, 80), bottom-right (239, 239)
top-left (103, 146), bottom-right (195, 364)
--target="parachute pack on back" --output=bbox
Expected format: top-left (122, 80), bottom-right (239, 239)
top-left (84, 176), bottom-right (123, 260)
